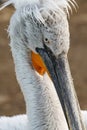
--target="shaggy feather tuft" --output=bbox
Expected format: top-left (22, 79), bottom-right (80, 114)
top-left (0, 0), bottom-right (77, 12)
top-left (0, 0), bottom-right (77, 24)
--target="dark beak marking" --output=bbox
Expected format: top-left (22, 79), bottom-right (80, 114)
top-left (36, 44), bottom-right (85, 130)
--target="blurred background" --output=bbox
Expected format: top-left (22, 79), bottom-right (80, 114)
top-left (0, 0), bottom-right (87, 116)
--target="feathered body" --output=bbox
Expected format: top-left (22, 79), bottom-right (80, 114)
top-left (0, 115), bottom-right (28, 130)
top-left (0, 0), bottom-right (87, 130)
top-left (0, 112), bottom-right (87, 130)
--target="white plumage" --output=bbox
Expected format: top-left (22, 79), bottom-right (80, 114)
top-left (0, 115), bottom-right (28, 130)
top-left (0, 0), bottom-right (87, 130)
top-left (0, 111), bottom-right (87, 130)
top-left (82, 111), bottom-right (87, 129)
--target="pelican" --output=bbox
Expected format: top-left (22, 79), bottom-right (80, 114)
top-left (0, 0), bottom-right (87, 130)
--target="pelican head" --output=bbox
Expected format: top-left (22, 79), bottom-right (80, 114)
top-left (0, 0), bottom-right (85, 130)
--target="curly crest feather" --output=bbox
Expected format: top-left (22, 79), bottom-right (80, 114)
top-left (0, 0), bottom-right (76, 11)
top-left (0, 0), bottom-right (77, 24)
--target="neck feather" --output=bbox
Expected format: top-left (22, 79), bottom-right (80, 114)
top-left (10, 44), bottom-right (68, 130)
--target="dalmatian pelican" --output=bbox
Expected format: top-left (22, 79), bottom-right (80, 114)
top-left (0, 0), bottom-right (87, 130)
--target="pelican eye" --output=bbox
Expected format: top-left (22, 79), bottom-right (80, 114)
top-left (44, 38), bottom-right (50, 44)
top-left (45, 38), bottom-right (48, 42)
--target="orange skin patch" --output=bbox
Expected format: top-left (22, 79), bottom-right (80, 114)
top-left (31, 52), bottom-right (47, 75)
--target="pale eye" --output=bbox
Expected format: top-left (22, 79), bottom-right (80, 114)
top-left (44, 38), bottom-right (50, 44)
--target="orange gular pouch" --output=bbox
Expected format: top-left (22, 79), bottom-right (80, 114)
top-left (31, 51), bottom-right (48, 75)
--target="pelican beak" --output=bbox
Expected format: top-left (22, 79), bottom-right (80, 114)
top-left (36, 44), bottom-right (85, 130)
